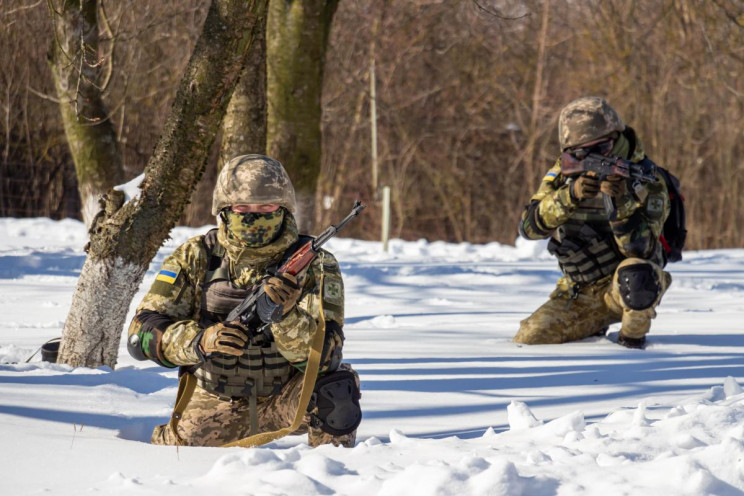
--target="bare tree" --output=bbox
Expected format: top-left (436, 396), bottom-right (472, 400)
top-left (57, 0), bottom-right (269, 368)
top-left (48, 0), bottom-right (124, 226)
top-left (267, 0), bottom-right (339, 232)
top-left (4, 0), bottom-right (744, 249)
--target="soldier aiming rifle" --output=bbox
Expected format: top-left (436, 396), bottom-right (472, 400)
top-left (515, 96), bottom-right (674, 349)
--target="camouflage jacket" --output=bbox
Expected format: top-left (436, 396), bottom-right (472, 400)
top-left (519, 128), bottom-right (670, 283)
top-left (127, 215), bottom-right (345, 372)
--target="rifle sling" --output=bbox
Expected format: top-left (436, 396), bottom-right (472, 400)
top-left (169, 370), bottom-right (197, 445)
top-left (168, 238), bottom-right (326, 447)
top-left (222, 263), bottom-right (327, 448)
top-left (167, 268), bottom-right (327, 447)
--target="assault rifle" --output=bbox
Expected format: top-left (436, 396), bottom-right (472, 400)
top-left (560, 152), bottom-right (658, 220)
top-left (225, 200), bottom-right (366, 326)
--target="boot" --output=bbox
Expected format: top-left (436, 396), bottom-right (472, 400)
top-left (617, 334), bottom-right (645, 349)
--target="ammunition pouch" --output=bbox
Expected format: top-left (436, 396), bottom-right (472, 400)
top-left (192, 338), bottom-right (294, 399)
top-left (617, 263), bottom-right (660, 310)
top-left (548, 224), bottom-right (622, 286)
top-left (308, 369), bottom-right (362, 436)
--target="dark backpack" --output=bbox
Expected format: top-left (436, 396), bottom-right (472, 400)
top-left (655, 165), bottom-right (686, 263)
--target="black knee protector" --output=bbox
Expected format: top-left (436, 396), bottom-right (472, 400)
top-left (617, 263), bottom-right (660, 310)
top-left (308, 369), bottom-right (362, 436)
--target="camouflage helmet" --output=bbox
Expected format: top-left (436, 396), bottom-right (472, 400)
top-left (558, 96), bottom-right (625, 151)
top-left (212, 154), bottom-right (297, 215)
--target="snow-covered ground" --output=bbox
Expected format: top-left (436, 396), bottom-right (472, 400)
top-left (2, 217), bottom-right (744, 495)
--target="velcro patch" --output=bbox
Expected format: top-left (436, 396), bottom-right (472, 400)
top-left (543, 171), bottom-right (558, 182)
top-left (156, 264), bottom-right (181, 284)
top-left (323, 279), bottom-right (343, 305)
top-left (646, 195), bottom-right (665, 219)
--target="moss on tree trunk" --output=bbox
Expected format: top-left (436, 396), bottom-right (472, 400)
top-left (48, 0), bottom-right (124, 226)
top-left (220, 9), bottom-right (268, 169)
top-left (267, 0), bottom-right (339, 233)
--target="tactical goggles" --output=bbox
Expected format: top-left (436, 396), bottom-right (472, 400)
top-left (567, 138), bottom-right (614, 161)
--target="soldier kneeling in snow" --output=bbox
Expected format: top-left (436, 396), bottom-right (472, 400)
top-left (127, 155), bottom-right (361, 447)
top-left (515, 97), bottom-right (672, 349)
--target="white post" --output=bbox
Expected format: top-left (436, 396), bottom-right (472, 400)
top-left (369, 22), bottom-right (387, 252)
top-left (370, 57), bottom-right (379, 193)
top-left (381, 186), bottom-right (391, 252)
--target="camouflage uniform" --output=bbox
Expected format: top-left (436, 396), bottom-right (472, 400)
top-left (128, 155), bottom-right (359, 447)
top-left (515, 97), bottom-right (672, 345)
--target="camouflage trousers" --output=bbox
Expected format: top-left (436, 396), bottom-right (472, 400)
top-left (514, 258), bottom-right (672, 344)
top-left (151, 364), bottom-right (359, 448)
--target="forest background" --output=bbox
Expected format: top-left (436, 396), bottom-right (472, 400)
top-left (1, 0), bottom-right (742, 249)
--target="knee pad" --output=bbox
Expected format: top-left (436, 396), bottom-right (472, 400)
top-left (308, 369), bottom-right (362, 436)
top-left (617, 263), bottom-right (660, 310)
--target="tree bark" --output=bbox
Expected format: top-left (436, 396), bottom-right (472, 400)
top-left (58, 0), bottom-right (269, 369)
top-left (219, 9), bottom-right (268, 170)
top-left (48, 0), bottom-right (124, 227)
top-left (267, 0), bottom-right (339, 233)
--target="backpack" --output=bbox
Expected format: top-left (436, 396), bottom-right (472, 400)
top-left (655, 165), bottom-right (687, 263)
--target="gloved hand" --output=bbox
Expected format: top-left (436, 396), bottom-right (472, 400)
top-left (263, 273), bottom-right (301, 316)
top-left (601, 175), bottom-right (627, 199)
top-left (200, 321), bottom-right (249, 356)
top-left (571, 174), bottom-right (601, 200)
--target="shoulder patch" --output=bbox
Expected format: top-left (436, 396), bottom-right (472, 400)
top-left (323, 278), bottom-right (343, 305)
top-left (543, 171), bottom-right (558, 182)
top-left (156, 264), bottom-right (181, 284)
top-left (646, 194), bottom-right (665, 219)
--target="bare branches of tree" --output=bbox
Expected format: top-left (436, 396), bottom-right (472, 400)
top-left (2, 0), bottom-right (743, 249)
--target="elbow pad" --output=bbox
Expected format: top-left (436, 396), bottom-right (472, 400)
top-left (519, 202), bottom-right (551, 239)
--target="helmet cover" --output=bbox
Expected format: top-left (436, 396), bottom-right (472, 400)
top-left (558, 96), bottom-right (625, 151)
top-left (212, 154), bottom-right (297, 215)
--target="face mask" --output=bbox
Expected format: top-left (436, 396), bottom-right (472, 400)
top-left (223, 208), bottom-right (285, 248)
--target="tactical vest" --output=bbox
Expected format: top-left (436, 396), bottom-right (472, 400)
top-left (547, 197), bottom-right (624, 286)
top-left (191, 229), bottom-right (297, 399)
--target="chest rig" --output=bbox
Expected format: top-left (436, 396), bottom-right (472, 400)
top-left (548, 196), bottom-right (624, 286)
top-left (191, 229), bottom-right (304, 400)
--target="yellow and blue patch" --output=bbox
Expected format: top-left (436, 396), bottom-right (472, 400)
top-left (542, 171), bottom-right (558, 182)
top-left (155, 265), bottom-right (180, 284)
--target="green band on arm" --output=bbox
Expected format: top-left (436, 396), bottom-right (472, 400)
top-left (292, 360), bottom-right (308, 373)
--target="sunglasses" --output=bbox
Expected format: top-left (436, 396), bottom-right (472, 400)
top-left (568, 139), bottom-right (614, 160)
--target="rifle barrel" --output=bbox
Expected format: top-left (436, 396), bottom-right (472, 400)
top-left (312, 201), bottom-right (366, 250)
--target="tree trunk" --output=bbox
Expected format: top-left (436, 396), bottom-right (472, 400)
top-left (48, 0), bottom-right (124, 227)
top-left (58, 0), bottom-right (269, 369)
top-left (267, 0), bottom-right (339, 233)
top-left (219, 10), bottom-right (268, 169)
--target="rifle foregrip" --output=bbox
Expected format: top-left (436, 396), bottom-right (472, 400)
top-left (280, 245), bottom-right (317, 276)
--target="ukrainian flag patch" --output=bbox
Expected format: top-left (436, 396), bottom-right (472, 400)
top-left (543, 171), bottom-right (558, 182)
top-left (156, 265), bottom-right (180, 284)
